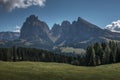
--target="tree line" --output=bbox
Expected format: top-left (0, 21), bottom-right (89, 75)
top-left (86, 41), bottom-right (120, 66)
top-left (0, 41), bottom-right (120, 66)
top-left (0, 47), bottom-right (85, 65)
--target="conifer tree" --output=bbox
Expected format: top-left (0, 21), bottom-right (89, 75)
top-left (86, 46), bottom-right (96, 66)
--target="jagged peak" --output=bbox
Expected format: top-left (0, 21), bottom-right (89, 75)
top-left (77, 17), bottom-right (88, 23)
top-left (53, 23), bottom-right (60, 27)
top-left (29, 15), bottom-right (38, 19)
top-left (72, 17), bottom-right (86, 24)
top-left (61, 20), bottom-right (71, 26)
top-left (51, 24), bottom-right (61, 31)
top-left (77, 17), bottom-right (83, 21)
top-left (26, 15), bottom-right (39, 22)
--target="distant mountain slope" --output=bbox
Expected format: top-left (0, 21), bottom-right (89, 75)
top-left (0, 32), bottom-right (20, 41)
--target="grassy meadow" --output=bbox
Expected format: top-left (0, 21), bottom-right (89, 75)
top-left (0, 61), bottom-right (120, 80)
top-left (60, 47), bottom-right (86, 54)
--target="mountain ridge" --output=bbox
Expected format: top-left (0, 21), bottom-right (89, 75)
top-left (0, 31), bottom-right (20, 41)
top-left (1, 15), bottom-right (120, 50)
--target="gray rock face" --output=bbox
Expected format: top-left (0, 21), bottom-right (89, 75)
top-left (20, 15), bottom-right (51, 43)
top-left (50, 24), bottom-right (61, 38)
top-left (51, 17), bottom-right (107, 46)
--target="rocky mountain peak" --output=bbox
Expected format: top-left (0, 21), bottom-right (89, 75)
top-left (1, 15), bottom-right (120, 50)
top-left (26, 15), bottom-right (39, 23)
top-left (61, 21), bottom-right (71, 26)
top-left (77, 17), bottom-right (84, 21)
top-left (20, 15), bottom-right (51, 42)
top-left (72, 17), bottom-right (86, 25)
top-left (53, 23), bottom-right (60, 27)
top-left (77, 17), bottom-right (90, 24)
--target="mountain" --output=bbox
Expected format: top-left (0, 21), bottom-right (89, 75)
top-left (19, 15), bottom-right (53, 49)
top-left (50, 20), bottom-right (71, 44)
top-left (1, 15), bottom-right (120, 50)
top-left (106, 20), bottom-right (120, 33)
top-left (0, 32), bottom-right (20, 41)
top-left (20, 15), bottom-right (51, 41)
top-left (51, 17), bottom-right (110, 48)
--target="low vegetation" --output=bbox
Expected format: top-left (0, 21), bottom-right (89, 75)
top-left (0, 62), bottom-right (120, 80)
top-left (60, 47), bottom-right (85, 54)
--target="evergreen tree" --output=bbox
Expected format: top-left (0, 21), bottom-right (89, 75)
top-left (104, 46), bottom-right (111, 64)
top-left (109, 41), bottom-right (117, 63)
top-left (93, 43), bottom-right (104, 64)
top-left (86, 46), bottom-right (96, 66)
top-left (116, 47), bottom-right (120, 62)
top-left (101, 42), bottom-right (107, 50)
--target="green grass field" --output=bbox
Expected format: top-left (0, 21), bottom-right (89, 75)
top-left (61, 47), bottom-right (85, 54)
top-left (0, 61), bottom-right (120, 80)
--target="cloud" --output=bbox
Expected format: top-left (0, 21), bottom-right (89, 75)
top-left (14, 25), bottom-right (21, 33)
top-left (106, 20), bottom-right (120, 33)
top-left (0, 0), bottom-right (46, 11)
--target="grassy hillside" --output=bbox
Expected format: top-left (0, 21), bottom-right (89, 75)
top-left (0, 62), bottom-right (120, 80)
top-left (60, 47), bottom-right (86, 54)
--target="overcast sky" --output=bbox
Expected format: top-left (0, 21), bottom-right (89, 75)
top-left (0, 0), bottom-right (120, 32)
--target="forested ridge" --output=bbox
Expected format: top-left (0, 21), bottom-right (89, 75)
top-left (0, 41), bottom-right (120, 66)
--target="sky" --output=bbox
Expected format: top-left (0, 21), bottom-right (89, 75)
top-left (0, 0), bottom-right (120, 32)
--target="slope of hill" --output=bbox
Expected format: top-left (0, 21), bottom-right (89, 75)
top-left (0, 61), bottom-right (120, 80)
